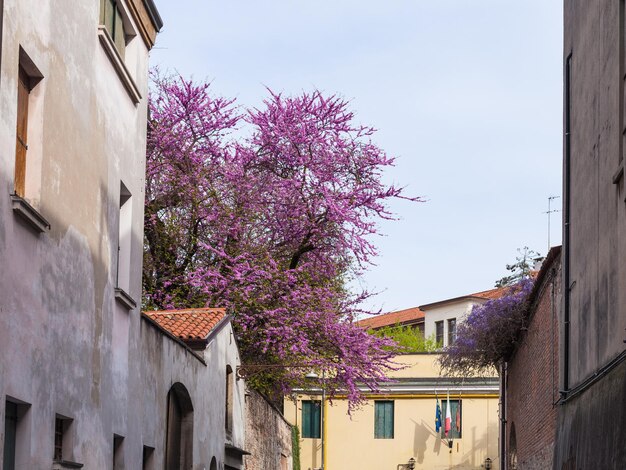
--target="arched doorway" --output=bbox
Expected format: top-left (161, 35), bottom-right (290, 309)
top-left (165, 383), bottom-right (194, 470)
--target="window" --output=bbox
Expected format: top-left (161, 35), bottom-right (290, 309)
top-left (3, 400), bottom-right (30, 470)
top-left (225, 365), bottom-right (234, 436)
top-left (100, 0), bottom-right (129, 59)
top-left (142, 445), bottom-right (154, 470)
top-left (14, 50), bottom-right (43, 199)
top-left (14, 66), bottom-right (30, 198)
top-left (116, 182), bottom-right (132, 291)
top-left (374, 401), bottom-right (394, 439)
top-left (301, 401), bottom-right (321, 439)
top-left (435, 321), bottom-right (444, 346)
top-left (113, 434), bottom-right (124, 470)
top-left (53, 417), bottom-right (63, 461)
top-left (448, 318), bottom-right (457, 346)
top-left (441, 400), bottom-right (462, 439)
top-left (97, 0), bottom-right (141, 104)
top-left (165, 383), bottom-right (194, 470)
top-left (3, 402), bottom-right (17, 470)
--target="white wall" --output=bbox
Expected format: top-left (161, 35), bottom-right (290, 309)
top-left (423, 299), bottom-right (485, 347)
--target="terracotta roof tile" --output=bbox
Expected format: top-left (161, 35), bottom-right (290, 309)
top-left (144, 308), bottom-right (226, 341)
top-left (357, 307), bottom-right (424, 330)
top-left (471, 286), bottom-right (509, 300)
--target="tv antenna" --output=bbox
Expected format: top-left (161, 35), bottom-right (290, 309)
top-left (544, 196), bottom-right (561, 252)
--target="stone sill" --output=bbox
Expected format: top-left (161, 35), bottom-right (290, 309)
top-left (52, 460), bottom-right (84, 469)
top-left (11, 194), bottom-right (50, 233)
top-left (115, 288), bottom-right (137, 310)
top-left (97, 26), bottom-right (141, 105)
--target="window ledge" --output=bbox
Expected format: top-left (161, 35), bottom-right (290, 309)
top-left (97, 26), bottom-right (141, 105)
top-left (52, 460), bottom-right (84, 469)
top-left (11, 194), bottom-right (50, 233)
top-left (115, 287), bottom-right (137, 310)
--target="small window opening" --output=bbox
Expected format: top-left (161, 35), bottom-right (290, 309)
top-left (113, 434), bottom-right (124, 470)
top-left (117, 182), bottom-right (132, 292)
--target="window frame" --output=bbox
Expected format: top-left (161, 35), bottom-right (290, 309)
top-left (435, 320), bottom-right (444, 346)
top-left (447, 318), bottom-right (457, 346)
top-left (374, 400), bottom-right (394, 439)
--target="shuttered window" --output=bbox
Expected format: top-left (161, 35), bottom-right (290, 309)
top-left (441, 400), bottom-right (462, 439)
top-left (14, 66), bottom-right (29, 197)
top-left (100, 0), bottom-right (126, 59)
top-left (301, 400), bottom-right (321, 439)
top-left (374, 400), bottom-right (394, 439)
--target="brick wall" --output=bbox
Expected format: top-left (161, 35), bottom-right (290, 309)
top-left (244, 389), bottom-right (293, 470)
top-left (505, 252), bottom-right (561, 470)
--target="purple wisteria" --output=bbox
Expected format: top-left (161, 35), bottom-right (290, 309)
top-left (143, 72), bottom-right (420, 406)
top-left (439, 278), bottom-right (535, 377)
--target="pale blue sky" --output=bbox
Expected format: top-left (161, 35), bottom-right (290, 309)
top-left (150, 0), bottom-right (563, 313)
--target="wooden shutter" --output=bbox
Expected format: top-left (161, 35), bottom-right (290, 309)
top-left (375, 401), bottom-right (394, 439)
top-left (14, 67), bottom-right (29, 197)
top-left (302, 401), bottom-right (321, 438)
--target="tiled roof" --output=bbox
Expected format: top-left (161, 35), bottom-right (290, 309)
top-left (471, 286), bottom-right (509, 300)
top-left (144, 308), bottom-right (226, 341)
top-left (357, 307), bottom-right (424, 330)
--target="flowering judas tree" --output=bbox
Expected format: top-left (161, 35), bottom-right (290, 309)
top-left (439, 278), bottom-right (535, 377)
top-left (143, 72), bottom-right (419, 405)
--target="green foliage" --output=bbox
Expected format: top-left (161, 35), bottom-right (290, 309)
top-left (371, 324), bottom-right (439, 353)
top-left (495, 246), bottom-right (543, 288)
top-left (291, 425), bottom-right (301, 470)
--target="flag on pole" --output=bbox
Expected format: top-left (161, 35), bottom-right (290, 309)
top-left (455, 403), bottom-right (461, 432)
top-left (435, 397), bottom-right (442, 433)
top-left (444, 391), bottom-right (452, 437)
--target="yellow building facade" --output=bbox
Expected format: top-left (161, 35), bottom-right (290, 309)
top-left (284, 354), bottom-right (499, 470)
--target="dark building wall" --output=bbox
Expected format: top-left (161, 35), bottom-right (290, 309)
top-left (556, 0), bottom-right (626, 468)
top-left (505, 251), bottom-right (560, 470)
top-left (563, 0), bottom-right (626, 387)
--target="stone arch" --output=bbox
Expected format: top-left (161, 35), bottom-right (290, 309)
top-left (165, 382), bottom-right (194, 470)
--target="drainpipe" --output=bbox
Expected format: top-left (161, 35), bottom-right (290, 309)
top-left (563, 53), bottom-right (572, 394)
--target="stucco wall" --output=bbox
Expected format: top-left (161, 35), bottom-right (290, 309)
top-left (423, 300), bottom-right (483, 347)
top-left (0, 0), bottom-right (151, 468)
top-left (244, 389), bottom-right (293, 470)
top-left (0, 2), bottom-right (246, 469)
top-left (284, 355), bottom-right (499, 470)
top-left (140, 319), bottom-right (246, 470)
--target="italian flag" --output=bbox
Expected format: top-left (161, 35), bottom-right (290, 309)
top-left (445, 391), bottom-right (452, 436)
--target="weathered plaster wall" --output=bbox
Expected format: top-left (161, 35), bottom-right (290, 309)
top-left (0, 1), bottom-right (255, 469)
top-left (244, 389), bottom-right (293, 470)
top-left (139, 319), bottom-right (246, 470)
top-left (0, 0), bottom-right (150, 468)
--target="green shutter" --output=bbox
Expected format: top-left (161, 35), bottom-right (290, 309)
top-left (302, 401), bottom-right (321, 439)
top-left (375, 401), bottom-right (394, 439)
